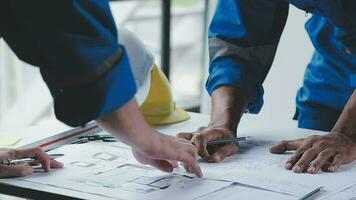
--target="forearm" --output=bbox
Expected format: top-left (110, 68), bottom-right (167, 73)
top-left (332, 90), bottom-right (356, 142)
top-left (96, 98), bottom-right (159, 151)
top-left (209, 86), bottom-right (249, 134)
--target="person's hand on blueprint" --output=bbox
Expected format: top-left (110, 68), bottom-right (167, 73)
top-left (177, 87), bottom-right (247, 163)
top-left (97, 98), bottom-right (203, 177)
top-left (177, 127), bottom-right (238, 163)
top-left (270, 91), bottom-right (356, 174)
top-left (0, 147), bottom-right (63, 178)
top-left (131, 134), bottom-right (202, 177)
top-left (269, 133), bottom-right (356, 174)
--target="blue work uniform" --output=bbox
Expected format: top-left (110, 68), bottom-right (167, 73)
top-left (207, 0), bottom-right (356, 131)
top-left (0, 1), bottom-right (136, 127)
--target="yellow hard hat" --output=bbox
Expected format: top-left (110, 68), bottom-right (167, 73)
top-left (118, 28), bottom-right (190, 126)
top-left (140, 65), bottom-right (190, 126)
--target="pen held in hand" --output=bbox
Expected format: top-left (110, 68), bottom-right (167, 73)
top-left (0, 154), bottom-right (64, 166)
top-left (206, 136), bottom-right (252, 146)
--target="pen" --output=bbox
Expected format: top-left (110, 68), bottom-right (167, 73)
top-left (0, 154), bottom-right (64, 165)
top-left (298, 186), bottom-right (323, 200)
top-left (205, 136), bottom-right (253, 146)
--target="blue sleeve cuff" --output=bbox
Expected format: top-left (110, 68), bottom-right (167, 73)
top-left (206, 58), bottom-right (264, 114)
top-left (52, 50), bottom-right (137, 127)
top-left (351, 73), bottom-right (356, 88)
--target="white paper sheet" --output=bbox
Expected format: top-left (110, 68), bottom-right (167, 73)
top-left (19, 143), bottom-right (231, 200)
top-left (323, 184), bottom-right (356, 200)
top-left (177, 138), bottom-right (356, 198)
top-left (194, 183), bottom-right (295, 200)
top-left (18, 139), bottom-right (356, 200)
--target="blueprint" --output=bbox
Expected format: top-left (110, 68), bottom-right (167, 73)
top-left (18, 143), bottom-right (231, 200)
top-left (194, 183), bottom-right (295, 200)
top-left (17, 139), bottom-right (356, 200)
top-left (177, 138), bottom-right (356, 198)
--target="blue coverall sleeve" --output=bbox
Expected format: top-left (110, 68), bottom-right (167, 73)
top-left (351, 74), bottom-right (356, 88)
top-left (0, 1), bottom-right (136, 127)
top-left (206, 0), bottom-right (289, 113)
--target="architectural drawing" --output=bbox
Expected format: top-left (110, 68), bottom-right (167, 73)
top-left (19, 143), bottom-right (231, 200)
top-left (17, 139), bottom-right (356, 200)
top-left (92, 152), bottom-right (125, 162)
top-left (70, 161), bottom-right (96, 168)
top-left (74, 164), bottom-right (194, 194)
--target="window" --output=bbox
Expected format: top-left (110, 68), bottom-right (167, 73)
top-left (110, 0), bottom-right (210, 110)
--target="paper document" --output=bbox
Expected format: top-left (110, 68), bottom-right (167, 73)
top-left (16, 137), bottom-right (356, 200)
top-left (176, 138), bottom-right (356, 198)
top-left (324, 183), bottom-right (356, 200)
top-left (18, 143), bottom-right (231, 200)
top-left (195, 183), bottom-right (295, 200)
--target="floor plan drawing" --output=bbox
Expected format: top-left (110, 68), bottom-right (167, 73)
top-left (18, 142), bottom-right (232, 200)
top-left (15, 139), bottom-right (356, 200)
top-left (92, 152), bottom-right (126, 162)
top-left (74, 164), bottom-right (195, 194)
top-left (70, 161), bottom-right (96, 168)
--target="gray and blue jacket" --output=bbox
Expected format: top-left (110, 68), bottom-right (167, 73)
top-left (207, 0), bottom-right (356, 131)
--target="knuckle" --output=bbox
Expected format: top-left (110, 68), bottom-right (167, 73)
top-left (195, 134), bottom-right (206, 143)
top-left (280, 140), bottom-right (289, 145)
top-left (319, 150), bottom-right (332, 158)
top-left (287, 155), bottom-right (298, 163)
top-left (304, 148), bottom-right (317, 157)
top-left (195, 133), bottom-right (203, 140)
top-left (34, 147), bottom-right (43, 153)
top-left (296, 146), bottom-right (308, 154)
top-left (302, 139), bottom-right (313, 146)
top-left (334, 154), bottom-right (343, 160)
top-left (8, 149), bottom-right (17, 158)
top-left (315, 141), bottom-right (328, 149)
top-left (309, 135), bottom-right (321, 141)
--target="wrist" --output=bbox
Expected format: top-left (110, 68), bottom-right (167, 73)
top-left (96, 97), bottom-right (159, 148)
top-left (209, 86), bottom-right (248, 134)
top-left (131, 130), bottom-right (162, 155)
top-left (331, 90), bottom-right (356, 142)
top-left (208, 121), bottom-right (237, 135)
top-left (331, 122), bottom-right (356, 143)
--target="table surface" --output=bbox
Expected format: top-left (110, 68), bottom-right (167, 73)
top-left (0, 112), bottom-right (330, 200)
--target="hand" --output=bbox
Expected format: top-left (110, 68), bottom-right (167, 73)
top-left (132, 133), bottom-right (203, 177)
top-left (177, 127), bottom-right (238, 163)
top-left (269, 133), bottom-right (356, 174)
top-left (0, 147), bottom-right (63, 178)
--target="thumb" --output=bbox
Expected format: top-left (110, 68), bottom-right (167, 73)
top-left (176, 132), bottom-right (194, 141)
top-left (269, 139), bottom-right (303, 154)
